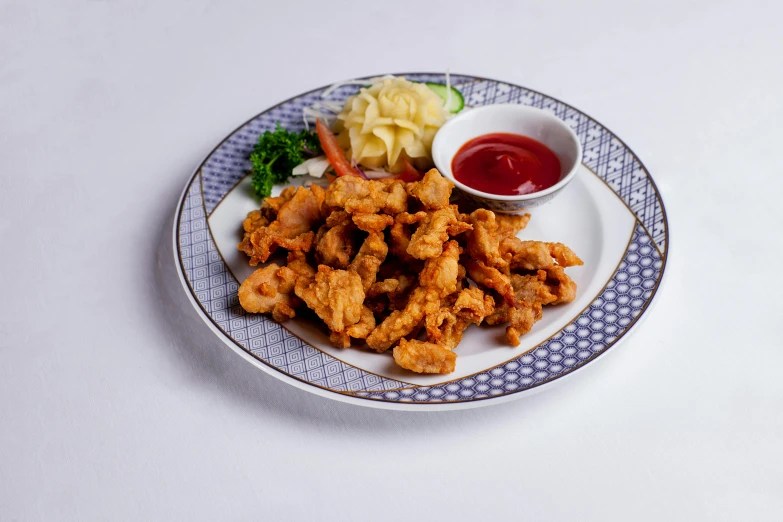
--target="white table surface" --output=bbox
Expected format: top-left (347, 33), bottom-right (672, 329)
top-left (2, 1), bottom-right (782, 520)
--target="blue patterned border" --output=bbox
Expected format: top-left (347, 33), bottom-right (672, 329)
top-left (175, 73), bottom-right (668, 405)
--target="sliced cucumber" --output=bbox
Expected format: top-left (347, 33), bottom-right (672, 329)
top-left (425, 82), bottom-right (465, 113)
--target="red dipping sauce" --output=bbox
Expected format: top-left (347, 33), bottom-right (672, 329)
top-left (452, 133), bottom-right (562, 195)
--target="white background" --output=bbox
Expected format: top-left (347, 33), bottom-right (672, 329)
top-left (2, 1), bottom-right (782, 520)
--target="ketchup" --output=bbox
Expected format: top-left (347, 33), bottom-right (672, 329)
top-left (452, 133), bottom-right (561, 195)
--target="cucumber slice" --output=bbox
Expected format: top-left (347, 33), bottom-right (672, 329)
top-left (425, 82), bottom-right (465, 113)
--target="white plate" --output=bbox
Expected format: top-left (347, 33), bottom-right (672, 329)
top-left (173, 73), bottom-right (669, 410)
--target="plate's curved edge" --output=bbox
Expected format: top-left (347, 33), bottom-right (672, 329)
top-left (173, 73), bottom-right (670, 409)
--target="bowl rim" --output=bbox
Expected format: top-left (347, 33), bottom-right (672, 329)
top-left (432, 103), bottom-right (584, 202)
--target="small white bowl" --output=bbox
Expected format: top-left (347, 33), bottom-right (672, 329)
top-left (432, 104), bottom-right (583, 214)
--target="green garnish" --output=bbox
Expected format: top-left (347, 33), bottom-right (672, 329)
top-left (425, 82), bottom-right (465, 113)
top-left (249, 123), bottom-right (323, 198)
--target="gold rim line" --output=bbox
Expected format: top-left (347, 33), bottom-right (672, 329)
top-left (197, 172), bottom-right (420, 388)
top-left (176, 72), bottom-right (670, 405)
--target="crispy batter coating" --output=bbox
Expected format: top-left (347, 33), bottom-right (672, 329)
top-left (465, 259), bottom-right (516, 306)
top-left (406, 168), bottom-right (454, 210)
top-left (367, 278), bottom-right (400, 297)
top-left (348, 232), bottom-right (388, 292)
top-left (242, 210), bottom-right (269, 234)
top-left (238, 264), bottom-right (299, 322)
top-left (346, 306), bottom-right (376, 339)
top-left (294, 266), bottom-right (364, 333)
top-left (366, 241), bottom-right (461, 352)
top-left (352, 213), bottom-right (394, 233)
top-left (315, 223), bottom-right (355, 269)
top-left (329, 306), bottom-right (377, 348)
top-left (545, 266), bottom-right (578, 304)
top-left (325, 209), bottom-right (352, 227)
top-left (393, 339), bottom-right (456, 374)
top-left (466, 209), bottom-right (505, 267)
top-left (367, 273), bottom-right (417, 312)
top-left (260, 186), bottom-right (297, 222)
top-left (419, 240), bottom-right (462, 296)
top-left (453, 286), bottom-right (496, 324)
top-left (503, 268), bottom-right (578, 345)
top-left (389, 220), bottom-right (415, 264)
top-left (406, 206), bottom-right (472, 260)
top-left (426, 287), bottom-right (495, 349)
top-left (238, 186), bottom-right (324, 265)
top-left (500, 238), bottom-right (584, 270)
top-left (286, 251), bottom-right (316, 279)
top-left (325, 176), bottom-right (407, 214)
top-left (495, 213), bottom-right (531, 237)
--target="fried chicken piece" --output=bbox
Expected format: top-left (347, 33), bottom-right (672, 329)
top-left (238, 264), bottom-right (299, 322)
top-left (260, 186), bottom-right (297, 221)
top-left (366, 287), bottom-right (437, 353)
top-left (405, 168), bottom-right (454, 210)
top-left (366, 241), bottom-right (461, 352)
top-left (425, 309), bottom-right (463, 350)
top-left (325, 176), bottom-right (407, 214)
top-left (545, 266), bottom-right (578, 304)
top-left (367, 278), bottom-right (400, 297)
top-left (315, 223), bottom-right (355, 269)
top-left (405, 206), bottom-right (472, 260)
top-left (329, 306), bottom-right (377, 348)
top-left (505, 306), bottom-right (543, 347)
top-left (465, 209), bottom-right (535, 269)
top-left (242, 210), bottom-right (269, 234)
top-left (395, 211), bottom-right (427, 225)
top-left (387, 273), bottom-right (417, 311)
top-left (389, 219), bottom-right (415, 264)
top-left (418, 240), bottom-right (462, 295)
top-left (238, 186), bottom-right (325, 265)
top-left (294, 266), bottom-right (364, 333)
top-left (352, 213), bottom-right (394, 233)
top-left (495, 213), bottom-right (531, 238)
top-left (503, 268), bottom-right (578, 346)
top-left (329, 331), bottom-right (351, 349)
top-left (426, 287), bottom-right (495, 349)
top-left (325, 209), bottom-right (352, 227)
top-left (500, 238), bottom-right (584, 271)
top-left (367, 273), bottom-right (417, 312)
top-left (393, 338), bottom-right (457, 374)
top-left (503, 271), bottom-right (553, 345)
top-left (465, 259), bottom-right (516, 306)
top-left (453, 286), bottom-right (496, 324)
top-left (465, 209), bottom-right (505, 267)
top-left (348, 231), bottom-right (388, 292)
top-left (484, 301), bottom-right (510, 326)
top-left (286, 251), bottom-right (316, 279)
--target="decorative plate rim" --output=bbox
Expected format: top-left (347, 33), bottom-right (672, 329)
top-left (172, 72), bottom-right (670, 410)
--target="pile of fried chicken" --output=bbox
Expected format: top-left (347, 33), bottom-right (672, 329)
top-left (236, 169), bottom-right (582, 374)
